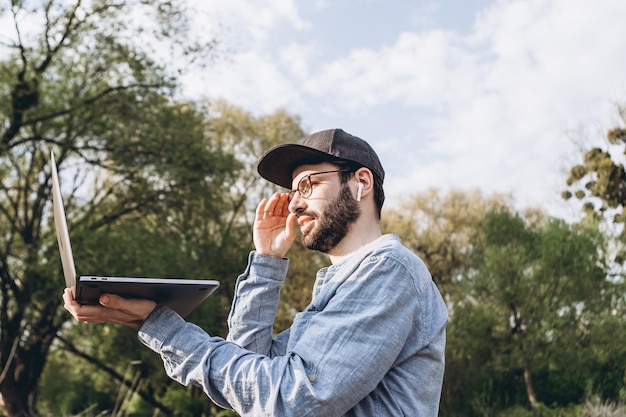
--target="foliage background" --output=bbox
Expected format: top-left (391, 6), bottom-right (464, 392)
top-left (1, 1), bottom-right (625, 417)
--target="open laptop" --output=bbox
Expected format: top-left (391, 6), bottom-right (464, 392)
top-left (51, 151), bottom-right (220, 317)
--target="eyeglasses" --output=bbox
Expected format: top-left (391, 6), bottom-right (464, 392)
top-left (288, 170), bottom-right (352, 202)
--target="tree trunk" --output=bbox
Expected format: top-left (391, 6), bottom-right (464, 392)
top-left (0, 342), bottom-right (49, 417)
top-left (1, 393), bottom-right (34, 417)
top-left (0, 309), bottom-right (59, 417)
top-left (0, 359), bottom-right (38, 417)
top-left (523, 361), bottom-right (539, 415)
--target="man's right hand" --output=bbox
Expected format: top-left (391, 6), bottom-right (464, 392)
top-left (253, 192), bottom-right (296, 258)
top-left (63, 288), bottom-right (157, 331)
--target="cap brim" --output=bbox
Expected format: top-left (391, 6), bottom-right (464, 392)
top-left (257, 144), bottom-right (345, 189)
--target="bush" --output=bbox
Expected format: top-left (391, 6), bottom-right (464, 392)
top-left (580, 397), bottom-right (626, 417)
top-left (495, 398), bottom-right (626, 417)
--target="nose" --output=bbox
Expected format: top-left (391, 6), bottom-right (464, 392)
top-left (288, 190), bottom-right (305, 213)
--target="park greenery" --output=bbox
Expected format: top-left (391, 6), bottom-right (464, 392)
top-left (1, 1), bottom-right (626, 416)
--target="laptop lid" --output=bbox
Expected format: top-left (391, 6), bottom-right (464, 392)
top-left (51, 151), bottom-right (78, 291)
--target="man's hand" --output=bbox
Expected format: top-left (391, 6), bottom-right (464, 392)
top-left (253, 192), bottom-right (297, 258)
top-left (63, 288), bottom-right (157, 331)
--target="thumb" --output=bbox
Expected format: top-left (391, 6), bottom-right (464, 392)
top-left (284, 212), bottom-right (298, 242)
top-left (99, 293), bottom-right (157, 315)
top-left (99, 293), bottom-right (126, 308)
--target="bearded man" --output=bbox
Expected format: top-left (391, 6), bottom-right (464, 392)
top-left (64, 128), bottom-right (448, 417)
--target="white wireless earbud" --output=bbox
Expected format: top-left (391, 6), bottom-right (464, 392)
top-left (356, 182), bottom-right (364, 202)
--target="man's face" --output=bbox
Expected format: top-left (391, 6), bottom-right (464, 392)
top-left (289, 163), bottom-right (360, 253)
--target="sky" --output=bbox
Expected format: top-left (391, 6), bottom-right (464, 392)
top-left (179, 0), bottom-right (626, 220)
top-left (2, 1), bottom-right (625, 219)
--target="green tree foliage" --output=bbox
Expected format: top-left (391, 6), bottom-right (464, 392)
top-left (382, 187), bottom-right (512, 298)
top-left (201, 100), bottom-right (307, 301)
top-left (0, 1), bottom-right (222, 415)
top-left (563, 104), bottom-right (626, 264)
top-left (447, 209), bottom-right (611, 416)
top-left (36, 103), bottom-right (307, 416)
top-left (202, 100), bottom-right (320, 335)
top-left (385, 189), bottom-right (624, 416)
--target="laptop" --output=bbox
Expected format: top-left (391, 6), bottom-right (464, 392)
top-left (51, 151), bottom-right (220, 317)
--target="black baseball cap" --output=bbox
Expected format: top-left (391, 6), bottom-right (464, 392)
top-left (257, 128), bottom-right (385, 189)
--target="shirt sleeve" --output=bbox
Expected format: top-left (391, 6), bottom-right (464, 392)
top-left (137, 253), bottom-right (427, 417)
top-left (226, 251), bottom-right (290, 357)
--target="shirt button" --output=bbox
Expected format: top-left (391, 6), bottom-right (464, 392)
top-left (308, 375), bottom-right (316, 382)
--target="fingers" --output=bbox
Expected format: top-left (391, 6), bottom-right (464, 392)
top-left (63, 289), bottom-right (107, 324)
top-left (258, 192), bottom-right (290, 220)
top-left (273, 192), bottom-right (289, 216)
top-left (256, 197), bottom-right (268, 221)
top-left (253, 193), bottom-right (296, 258)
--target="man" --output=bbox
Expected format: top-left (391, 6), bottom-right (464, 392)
top-left (63, 128), bottom-right (448, 416)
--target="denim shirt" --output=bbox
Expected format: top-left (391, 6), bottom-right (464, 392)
top-left (138, 234), bottom-right (448, 417)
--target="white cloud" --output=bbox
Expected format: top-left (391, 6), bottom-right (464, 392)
top-left (182, 50), bottom-right (303, 115)
top-left (183, 0), bottom-right (626, 217)
top-left (189, 0), bottom-right (310, 47)
top-left (302, 30), bottom-right (466, 113)
top-left (370, 0), bottom-right (626, 215)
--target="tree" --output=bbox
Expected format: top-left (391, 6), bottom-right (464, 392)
top-left (36, 102), bottom-right (308, 416)
top-left (382, 189), bottom-right (520, 415)
top-left (461, 210), bottom-right (608, 415)
top-left (563, 103), bottom-right (626, 265)
top-left (202, 101), bottom-right (319, 334)
top-left (373, 189), bottom-right (622, 415)
top-left (381, 187), bottom-right (511, 297)
top-left (0, 1), bottom-right (221, 415)
top-left (200, 100), bottom-right (307, 301)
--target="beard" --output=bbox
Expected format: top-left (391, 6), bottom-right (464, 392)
top-left (301, 183), bottom-right (361, 253)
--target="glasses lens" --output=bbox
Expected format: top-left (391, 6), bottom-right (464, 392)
top-left (298, 175), bottom-right (312, 198)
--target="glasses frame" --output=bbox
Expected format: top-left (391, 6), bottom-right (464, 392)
top-left (288, 169), bottom-right (353, 202)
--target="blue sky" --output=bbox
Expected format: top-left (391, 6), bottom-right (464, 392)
top-left (3, 0), bottom-right (626, 219)
top-left (180, 0), bottom-right (626, 219)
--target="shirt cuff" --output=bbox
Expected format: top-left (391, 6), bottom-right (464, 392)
top-left (246, 251), bottom-right (290, 282)
top-left (137, 305), bottom-right (185, 352)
